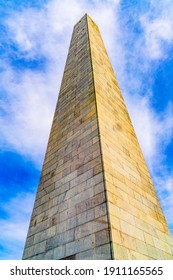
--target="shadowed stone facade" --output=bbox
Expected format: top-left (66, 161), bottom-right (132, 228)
top-left (23, 14), bottom-right (173, 260)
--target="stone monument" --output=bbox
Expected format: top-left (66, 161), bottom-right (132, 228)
top-left (23, 14), bottom-right (173, 260)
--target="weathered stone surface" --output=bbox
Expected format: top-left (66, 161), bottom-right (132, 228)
top-left (23, 14), bottom-right (173, 260)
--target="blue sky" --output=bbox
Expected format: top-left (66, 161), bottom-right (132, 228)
top-left (0, 0), bottom-right (173, 259)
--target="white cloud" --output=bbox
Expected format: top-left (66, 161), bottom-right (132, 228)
top-left (126, 95), bottom-right (173, 171)
top-left (0, 192), bottom-right (35, 259)
top-left (141, 17), bottom-right (173, 59)
top-left (154, 175), bottom-right (173, 229)
top-left (0, 66), bottom-right (58, 165)
top-left (140, 0), bottom-right (173, 59)
top-left (5, 2), bottom-right (79, 60)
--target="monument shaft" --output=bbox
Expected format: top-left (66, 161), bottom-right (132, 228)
top-left (23, 14), bottom-right (173, 260)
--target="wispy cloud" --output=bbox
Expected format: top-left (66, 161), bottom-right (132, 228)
top-left (0, 67), bottom-right (58, 165)
top-left (140, 0), bottom-right (173, 60)
top-left (154, 175), bottom-right (173, 233)
top-left (141, 17), bottom-right (173, 59)
top-left (126, 95), bottom-right (173, 171)
top-left (0, 192), bottom-right (35, 259)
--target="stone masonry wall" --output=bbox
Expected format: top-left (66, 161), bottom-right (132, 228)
top-left (23, 14), bottom-right (112, 260)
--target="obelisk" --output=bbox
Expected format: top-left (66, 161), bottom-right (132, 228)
top-left (23, 14), bottom-right (173, 260)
